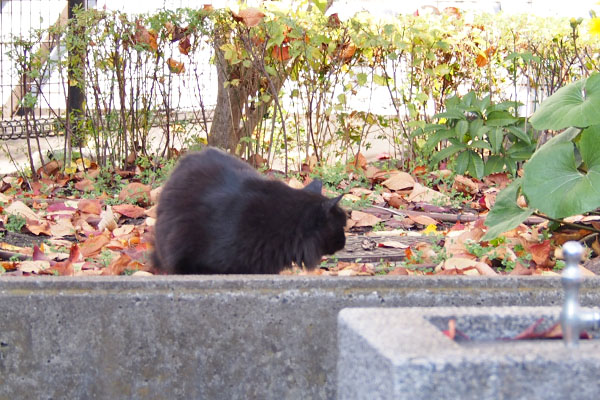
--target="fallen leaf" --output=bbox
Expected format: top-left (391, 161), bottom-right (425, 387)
top-left (113, 224), bottom-right (135, 237)
top-left (80, 233), bottom-right (111, 258)
top-left (378, 241), bottom-right (408, 249)
top-left (388, 266), bottom-right (408, 275)
top-left (351, 210), bottom-right (382, 227)
top-left (112, 204), bottom-right (146, 219)
top-left (78, 199), bottom-right (102, 215)
top-left (50, 218), bottom-right (75, 238)
top-left (382, 172), bottom-right (415, 191)
top-left (25, 219), bottom-right (51, 236)
top-left (19, 260), bottom-right (51, 274)
top-left (409, 215), bottom-right (438, 226)
top-left (75, 179), bottom-right (95, 192)
top-left (452, 175), bottom-right (479, 195)
top-left (5, 201), bottom-right (41, 222)
top-left (119, 182), bottom-right (151, 206)
top-left (408, 183), bottom-right (451, 205)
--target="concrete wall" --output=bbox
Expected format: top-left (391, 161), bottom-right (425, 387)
top-left (1, 276), bottom-right (599, 399)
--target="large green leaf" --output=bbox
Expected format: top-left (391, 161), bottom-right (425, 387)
top-left (486, 111), bottom-right (518, 127)
top-left (522, 125), bottom-right (600, 218)
top-left (482, 179), bottom-right (534, 241)
top-left (431, 142), bottom-right (466, 164)
top-left (530, 74), bottom-right (600, 130)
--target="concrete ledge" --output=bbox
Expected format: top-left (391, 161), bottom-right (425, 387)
top-left (338, 307), bottom-right (600, 400)
top-left (1, 276), bottom-right (599, 399)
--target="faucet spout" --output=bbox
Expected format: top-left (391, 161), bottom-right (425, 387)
top-left (560, 241), bottom-right (600, 347)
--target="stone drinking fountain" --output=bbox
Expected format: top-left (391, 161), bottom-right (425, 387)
top-left (338, 241), bottom-right (600, 400)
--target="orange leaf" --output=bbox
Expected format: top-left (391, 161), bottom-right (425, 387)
top-left (382, 172), bottom-right (415, 191)
top-left (527, 239), bottom-right (552, 267)
top-left (78, 199), bottom-right (102, 215)
top-left (118, 182), bottom-right (151, 206)
top-left (134, 20), bottom-right (158, 52)
top-left (178, 35), bottom-right (191, 55)
top-left (112, 204), bottom-right (146, 219)
top-left (475, 52), bottom-right (488, 67)
top-left (339, 43), bottom-right (356, 62)
top-left (271, 44), bottom-right (291, 61)
top-left (167, 58), bottom-right (186, 74)
top-left (74, 179), bottom-right (95, 192)
top-left (80, 233), bottom-right (111, 258)
top-left (233, 8), bottom-right (265, 27)
top-left (350, 210), bottom-right (381, 227)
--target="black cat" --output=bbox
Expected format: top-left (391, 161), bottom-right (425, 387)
top-left (152, 147), bottom-right (347, 274)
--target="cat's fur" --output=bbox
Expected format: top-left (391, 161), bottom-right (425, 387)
top-left (152, 147), bottom-right (347, 274)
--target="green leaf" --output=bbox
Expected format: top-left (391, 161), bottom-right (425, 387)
top-left (506, 126), bottom-right (531, 145)
top-left (433, 110), bottom-right (465, 120)
top-left (356, 72), bottom-right (368, 86)
top-left (530, 73), bottom-right (600, 130)
top-left (455, 120), bottom-right (468, 136)
top-left (484, 155), bottom-right (505, 175)
top-left (311, 0), bottom-right (328, 13)
top-left (470, 140), bottom-right (492, 151)
top-left (488, 127), bottom-right (503, 153)
top-left (482, 179), bottom-right (534, 241)
top-left (424, 128), bottom-right (455, 150)
top-left (522, 125), bottom-right (600, 218)
top-left (486, 111), bottom-right (518, 127)
top-left (431, 143), bottom-right (466, 165)
top-left (467, 150), bottom-right (484, 179)
top-left (455, 150), bottom-right (469, 175)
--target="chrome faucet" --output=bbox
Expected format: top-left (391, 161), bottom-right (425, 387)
top-left (560, 241), bottom-right (600, 347)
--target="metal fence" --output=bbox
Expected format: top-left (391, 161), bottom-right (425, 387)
top-left (0, 0), bottom-right (218, 141)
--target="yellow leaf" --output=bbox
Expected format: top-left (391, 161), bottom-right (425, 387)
top-left (422, 224), bottom-right (438, 235)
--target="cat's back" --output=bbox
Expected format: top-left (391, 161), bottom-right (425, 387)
top-left (165, 147), bottom-right (258, 192)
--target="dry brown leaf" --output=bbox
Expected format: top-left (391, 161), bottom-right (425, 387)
top-left (112, 204), bottom-right (146, 219)
top-left (452, 175), bottom-right (479, 195)
top-left (113, 224), bottom-right (135, 237)
top-left (19, 260), bottom-right (51, 274)
top-left (388, 267), bottom-right (408, 275)
top-left (167, 58), bottom-right (186, 74)
top-left (408, 183), bottom-right (451, 205)
top-left (119, 182), bottom-right (151, 206)
top-left (5, 200), bottom-right (41, 222)
top-left (351, 210), bottom-right (382, 227)
top-left (25, 219), bottom-right (51, 236)
top-left (233, 8), bottom-right (265, 27)
top-left (80, 232), bottom-right (111, 258)
top-left (378, 241), bottom-right (408, 249)
top-left (408, 215), bottom-right (438, 226)
top-left (382, 172), bottom-right (415, 191)
top-left (75, 179), bottom-right (95, 192)
top-left (131, 270), bottom-right (154, 276)
top-left (178, 35), bottom-right (191, 55)
top-left (78, 199), bottom-right (102, 215)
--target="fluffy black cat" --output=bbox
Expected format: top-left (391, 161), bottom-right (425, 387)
top-left (152, 147), bottom-right (347, 274)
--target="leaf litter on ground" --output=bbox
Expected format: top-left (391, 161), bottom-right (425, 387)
top-left (0, 151), bottom-right (599, 277)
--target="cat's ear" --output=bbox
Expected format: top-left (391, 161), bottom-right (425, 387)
top-left (303, 179), bottom-right (323, 194)
top-left (323, 194), bottom-right (343, 211)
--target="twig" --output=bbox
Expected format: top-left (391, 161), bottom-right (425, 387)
top-left (371, 205), bottom-right (546, 225)
top-left (0, 250), bottom-right (29, 262)
top-left (533, 212), bottom-right (600, 234)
